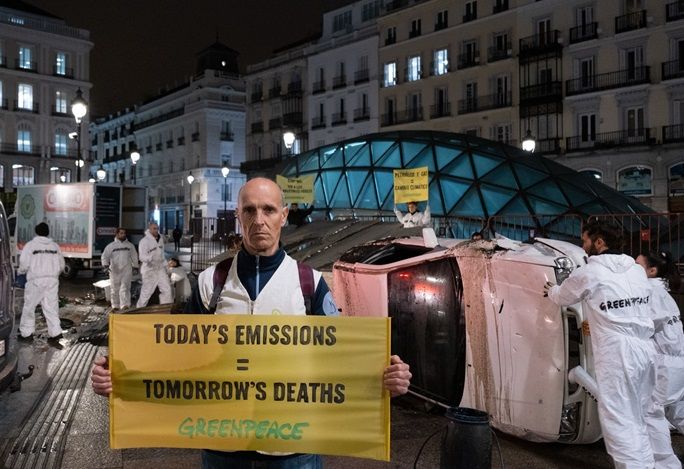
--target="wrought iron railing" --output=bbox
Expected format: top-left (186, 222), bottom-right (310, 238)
top-left (566, 66), bottom-right (650, 95)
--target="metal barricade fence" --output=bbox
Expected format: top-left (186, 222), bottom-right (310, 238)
top-left (189, 217), bottom-right (234, 273)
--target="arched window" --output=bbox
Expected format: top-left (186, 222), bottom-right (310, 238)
top-left (579, 169), bottom-right (602, 181)
top-left (669, 162), bottom-right (684, 196)
top-left (617, 166), bottom-right (652, 196)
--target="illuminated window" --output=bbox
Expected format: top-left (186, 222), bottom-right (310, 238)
top-left (17, 128), bottom-right (31, 152)
top-left (384, 62), bottom-right (397, 87)
top-left (433, 49), bottom-right (449, 75)
top-left (55, 90), bottom-right (67, 114)
top-left (55, 52), bottom-right (66, 75)
top-left (17, 83), bottom-right (33, 110)
top-left (19, 46), bottom-right (33, 70)
top-left (407, 56), bottom-right (421, 81)
top-left (617, 166), bottom-right (652, 196)
top-left (55, 132), bottom-right (68, 156)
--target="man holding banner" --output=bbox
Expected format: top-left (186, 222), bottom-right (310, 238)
top-left (393, 167), bottom-right (431, 228)
top-left (91, 177), bottom-right (412, 468)
top-left (394, 201), bottom-right (431, 228)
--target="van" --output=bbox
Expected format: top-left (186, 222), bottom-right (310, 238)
top-left (332, 233), bottom-right (601, 444)
top-left (0, 201), bottom-right (18, 392)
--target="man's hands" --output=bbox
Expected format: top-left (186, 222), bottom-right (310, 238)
top-left (543, 281), bottom-right (555, 297)
top-left (384, 355), bottom-right (412, 397)
top-left (91, 355), bottom-right (112, 396)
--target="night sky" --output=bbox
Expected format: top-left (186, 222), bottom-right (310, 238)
top-left (24, 0), bottom-right (338, 117)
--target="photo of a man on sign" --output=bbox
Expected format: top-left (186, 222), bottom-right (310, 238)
top-left (393, 167), bottom-right (430, 228)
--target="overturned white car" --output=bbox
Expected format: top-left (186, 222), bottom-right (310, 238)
top-left (332, 232), bottom-right (601, 444)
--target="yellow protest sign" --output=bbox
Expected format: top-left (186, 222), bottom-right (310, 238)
top-left (393, 167), bottom-right (429, 203)
top-left (109, 314), bottom-right (391, 461)
top-left (276, 175), bottom-right (314, 204)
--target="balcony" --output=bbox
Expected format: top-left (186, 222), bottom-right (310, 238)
top-left (282, 112), bottom-right (303, 127)
top-left (385, 36), bottom-right (396, 46)
top-left (1, 142), bottom-right (41, 156)
top-left (569, 22), bottom-right (598, 44)
top-left (220, 132), bottom-right (234, 141)
top-left (331, 112), bottom-right (347, 126)
top-left (667, 1), bottom-right (684, 21)
top-left (566, 66), bottom-right (650, 96)
top-left (177, 136), bottom-right (185, 146)
top-left (312, 80), bottom-right (325, 94)
top-left (408, 28), bottom-right (421, 39)
top-left (240, 155), bottom-right (283, 173)
top-left (332, 75), bottom-right (346, 89)
top-left (51, 105), bottom-right (69, 117)
top-left (191, 132), bottom-right (200, 142)
top-left (458, 92), bottom-right (511, 114)
top-left (269, 117), bottom-right (282, 130)
top-left (250, 90), bottom-right (262, 102)
top-left (381, 112), bottom-right (397, 127)
top-left (15, 59), bottom-right (37, 72)
top-left (166, 139), bottom-right (174, 148)
top-left (353, 107), bottom-right (370, 121)
top-left (145, 146), bottom-right (152, 154)
top-left (615, 10), bottom-right (646, 34)
top-left (311, 116), bottom-right (326, 129)
top-left (663, 60), bottom-right (684, 81)
top-left (492, 0), bottom-right (508, 14)
top-left (430, 102), bottom-right (451, 119)
top-left (566, 129), bottom-right (654, 151)
top-left (519, 82), bottom-right (562, 103)
top-left (663, 124), bottom-right (684, 143)
top-left (251, 122), bottom-right (263, 134)
top-left (537, 138), bottom-right (562, 155)
top-left (354, 69), bottom-right (369, 84)
top-left (268, 86), bottom-right (281, 99)
top-left (462, 12), bottom-right (477, 23)
top-left (457, 51), bottom-right (480, 69)
top-left (14, 101), bottom-right (39, 113)
top-left (519, 30), bottom-right (562, 58)
top-left (488, 43), bottom-right (512, 62)
top-left (53, 66), bottom-right (74, 78)
top-left (156, 143), bottom-right (162, 151)
top-left (396, 108), bottom-right (423, 124)
top-left (434, 21), bottom-right (448, 31)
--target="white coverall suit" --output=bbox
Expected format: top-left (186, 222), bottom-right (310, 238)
top-left (645, 277), bottom-right (684, 468)
top-left (101, 238), bottom-right (138, 309)
top-left (394, 205), bottom-right (431, 228)
top-left (548, 254), bottom-right (657, 469)
top-left (18, 236), bottom-right (65, 338)
top-left (136, 230), bottom-right (172, 307)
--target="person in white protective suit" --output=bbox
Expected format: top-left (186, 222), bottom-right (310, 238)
top-left (166, 257), bottom-right (191, 304)
top-left (544, 222), bottom-right (658, 469)
top-left (637, 251), bottom-right (684, 465)
top-left (394, 201), bottom-right (431, 228)
top-left (17, 222), bottom-right (65, 348)
top-left (136, 222), bottom-right (173, 308)
top-left (101, 228), bottom-right (138, 312)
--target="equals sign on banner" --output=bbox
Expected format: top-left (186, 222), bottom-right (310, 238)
top-left (236, 358), bottom-right (249, 371)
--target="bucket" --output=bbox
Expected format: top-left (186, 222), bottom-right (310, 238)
top-left (440, 407), bottom-right (492, 469)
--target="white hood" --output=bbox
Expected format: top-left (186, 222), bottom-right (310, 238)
top-left (588, 253), bottom-right (636, 274)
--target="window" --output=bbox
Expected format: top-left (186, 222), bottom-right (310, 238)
top-left (578, 57), bottom-right (595, 88)
top-left (55, 52), bottom-right (66, 75)
top-left (50, 168), bottom-right (71, 183)
top-left (617, 166), bottom-right (651, 196)
top-left (55, 132), bottom-right (68, 155)
top-left (623, 46), bottom-right (644, 79)
top-left (578, 113), bottom-right (597, 143)
top-left (13, 165), bottom-right (34, 186)
top-left (333, 10), bottom-right (352, 32)
top-left (493, 123), bottom-right (512, 143)
top-left (433, 49), bottom-right (449, 75)
top-left (407, 56), bottom-right (421, 81)
top-left (434, 87), bottom-right (448, 116)
top-left (55, 90), bottom-right (67, 114)
top-left (19, 46), bottom-right (33, 70)
top-left (386, 26), bottom-right (396, 45)
top-left (669, 163), bottom-right (684, 195)
top-left (495, 75), bottom-right (510, 106)
top-left (626, 107), bottom-right (644, 137)
top-left (384, 62), bottom-right (397, 87)
top-left (407, 92), bottom-right (422, 120)
top-left (464, 1), bottom-right (477, 21)
top-left (17, 128), bottom-right (31, 152)
top-left (465, 81), bottom-right (478, 110)
top-left (410, 19), bottom-right (421, 38)
top-left (436, 10), bottom-right (448, 30)
top-left (362, 1), bottom-right (382, 21)
top-left (384, 97), bottom-right (396, 125)
top-left (576, 5), bottom-right (593, 26)
top-left (17, 83), bottom-right (33, 110)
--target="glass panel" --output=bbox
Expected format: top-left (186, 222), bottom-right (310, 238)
top-left (324, 171), bottom-right (347, 207)
top-left (313, 174), bottom-right (326, 207)
top-left (527, 180), bottom-right (568, 205)
top-left (525, 195), bottom-right (567, 215)
top-left (321, 145), bottom-right (343, 169)
top-left (345, 142), bottom-right (371, 167)
top-left (441, 153), bottom-right (474, 180)
top-left (299, 153), bottom-right (320, 173)
top-left (480, 164), bottom-right (518, 189)
top-left (404, 145), bottom-right (436, 172)
top-left (440, 178), bottom-right (472, 211)
top-left (480, 184), bottom-right (517, 216)
top-left (512, 164), bottom-right (548, 188)
top-left (347, 170), bottom-right (370, 205)
top-left (497, 195), bottom-right (529, 215)
top-left (354, 172), bottom-right (378, 209)
top-left (374, 143), bottom-right (402, 168)
top-left (451, 186), bottom-right (485, 216)
top-left (434, 146), bottom-right (463, 171)
top-left (371, 140), bottom-right (395, 165)
top-left (471, 152), bottom-right (503, 178)
top-left (558, 181), bottom-right (594, 207)
top-left (401, 141), bottom-right (428, 164)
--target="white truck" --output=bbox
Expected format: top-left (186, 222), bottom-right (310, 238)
top-left (12, 182), bottom-right (147, 278)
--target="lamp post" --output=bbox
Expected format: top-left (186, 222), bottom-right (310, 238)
top-left (130, 147), bottom-right (140, 184)
top-left (70, 89), bottom-right (88, 182)
top-left (96, 168), bottom-right (106, 181)
top-left (221, 165), bottom-right (229, 240)
top-left (187, 172), bottom-right (195, 228)
top-left (522, 129), bottom-right (536, 153)
top-left (283, 131), bottom-right (296, 155)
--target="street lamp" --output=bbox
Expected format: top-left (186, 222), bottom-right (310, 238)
top-left (96, 168), bottom-right (106, 181)
top-left (283, 131), bottom-right (296, 154)
top-left (522, 129), bottom-right (536, 153)
top-left (130, 147), bottom-right (140, 184)
top-left (221, 165), bottom-right (229, 241)
top-left (71, 88), bottom-right (88, 182)
top-left (187, 172), bottom-right (195, 223)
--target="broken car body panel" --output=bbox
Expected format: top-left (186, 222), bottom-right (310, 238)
top-left (333, 234), bottom-right (601, 444)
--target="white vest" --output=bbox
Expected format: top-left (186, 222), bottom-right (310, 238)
top-left (198, 254), bottom-right (322, 315)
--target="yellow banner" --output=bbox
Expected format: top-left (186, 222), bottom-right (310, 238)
top-left (393, 167), bottom-right (429, 203)
top-left (109, 314), bottom-right (391, 461)
top-left (276, 175), bottom-right (314, 204)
